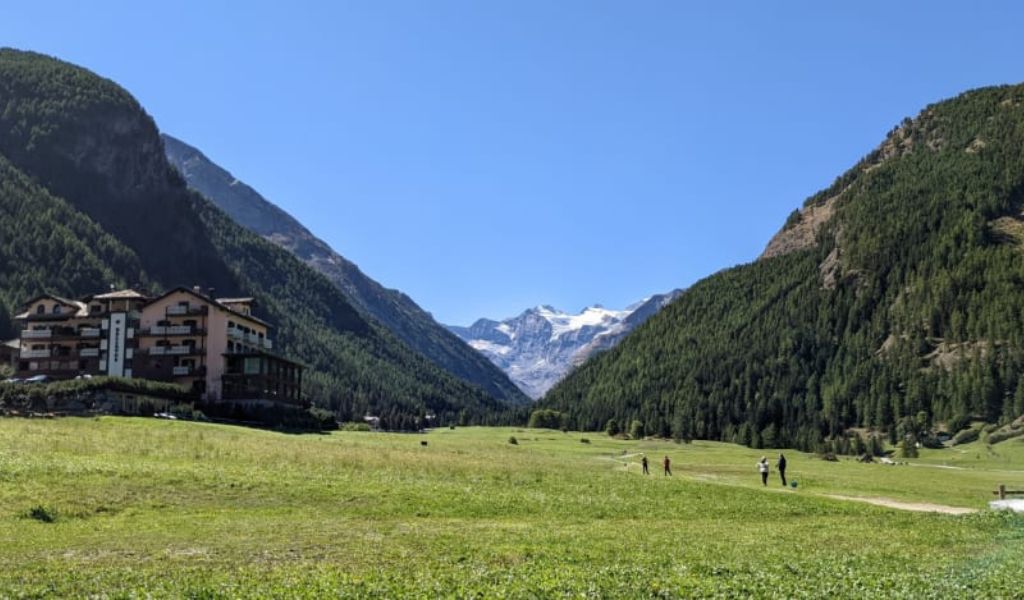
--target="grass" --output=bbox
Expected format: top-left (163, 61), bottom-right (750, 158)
top-left (0, 418), bottom-right (1021, 597)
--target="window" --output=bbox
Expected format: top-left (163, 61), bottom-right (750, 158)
top-left (35, 305), bottom-right (45, 315)
top-left (90, 304), bottom-right (102, 314)
top-left (52, 305), bottom-right (62, 315)
top-left (243, 357), bottom-right (261, 375)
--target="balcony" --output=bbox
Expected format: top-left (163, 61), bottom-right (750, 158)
top-left (21, 349), bottom-right (51, 359)
top-left (263, 338), bottom-right (273, 350)
top-left (166, 305), bottom-right (208, 317)
top-left (79, 348), bottom-right (100, 358)
top-left (146, 345), bottom-right (201, 356)
top-left (22, 329), bottom-right (52, 339)
top-left (142, 325), bottom-right (204, 336)
top-left (79, 328), bottom-right (101, 338)
top-left (171, 365), bottom-right (206, 377)
top-left (227, 328), bottom-right (244, 340)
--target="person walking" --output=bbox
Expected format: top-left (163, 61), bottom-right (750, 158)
top-left (662, 455), bottom-right (672, 476)
top-left (777, 453), bottom-right (788, 487)
top-left (757, 456), bottom-right (769, 486)
top-left (641, 455), bottom-right (649, 475)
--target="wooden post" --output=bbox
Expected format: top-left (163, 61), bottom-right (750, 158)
top-left (999, 484), bottom-right (1006, 500)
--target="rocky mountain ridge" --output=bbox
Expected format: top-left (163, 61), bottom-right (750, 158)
top-left (449, 291), bottom-right (681, 399)
top-left (162, 134), bottom-right (528, 405)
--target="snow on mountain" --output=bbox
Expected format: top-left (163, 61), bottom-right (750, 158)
top-left (447, 291), bottom-right (682, 399)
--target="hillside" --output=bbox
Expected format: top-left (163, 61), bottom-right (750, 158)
top-left (0, 48), bottom-right (510, 424)
top-left (161, 134), bottom-right (527, 404)
top-left (542, 84), bottom-right (1024, 449)
top-left (449, 292), bottom-right (681, 398)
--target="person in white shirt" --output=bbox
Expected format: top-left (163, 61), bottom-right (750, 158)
top-left (757, 456), bottom-right (769, 486)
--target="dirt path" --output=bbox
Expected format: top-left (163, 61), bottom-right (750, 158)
top-left (825, 494), bottom-right (976, 515)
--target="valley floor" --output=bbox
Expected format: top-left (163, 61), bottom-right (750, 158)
top-left (0, 418), bottom-right (1022, 597)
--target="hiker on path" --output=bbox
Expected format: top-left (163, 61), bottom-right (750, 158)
top-left (663, 455), bottom-right (672, 476)
top-left (777, 453), bottom-right (788, 487)
top-left (641, 455), bottom-right (649, 475)
top-left (757, 456), bottom-right (769, 486)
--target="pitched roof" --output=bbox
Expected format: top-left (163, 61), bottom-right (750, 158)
top-left (14, 295), bottom-right (88, 319)
top-left (150, 287), bottom-right (270, 327)
top-left (215, 297), bottom-right (255, 304)
top-left (91, 289), bottom-right (149, 300)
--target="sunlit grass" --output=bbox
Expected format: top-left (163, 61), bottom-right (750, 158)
top-left (0, 418), bottom-right (1020, 597)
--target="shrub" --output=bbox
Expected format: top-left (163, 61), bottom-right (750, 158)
top-left (628, 420), bottom-right (645, 440)
top-left (605, 419), bottom-right (620, 436)
top-left (340, 422), bottom-right (372, 432)
top-left (951, 428), bottom-right (980, 446)
top-left (508, 436), bottom-right (518, 445)
top-left (900, 438), bottom-right (919, 458)
top-left (528, 409), bottom-right (564, 429)
top-left (946, 414), bottom-right (970, 434)
top-left (580, 438), bottom-right (590, 444)
top-left (308, 407), bottom-right (339, 431)
top-left (988, 428), bottom-right (1024, 444)
top-left (169, 403), bottom-right (207, 421)
top-left (27, 505), bottom-right (57, 523)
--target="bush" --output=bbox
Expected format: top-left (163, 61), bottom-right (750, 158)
top-left (900, 438), bottom-right (919, 458)
top-left (169, 403), bottom-right (207, 421)
top-left (528, 409), bottom-right (564, 429)
top-left (340, 422), bottom-right (372, 432)
top-left (946, 414), bottom-right (970, 434)
top-left (580, 438), bottom-right (590, 444)
top-left (951, 428), bottom-right (980, 446)
top-left (508, 436), bottom-right (518, 445)
top-left (27, 505), bottom-right (57, 523)
top-left (628, 420), bottom-right (645, 440)
top-left (988, 428), bottom-right (1024, 445)
top-left (308, 407), bottom-right (339, 431)
top-left (605, 419), bottom-right (620, 436)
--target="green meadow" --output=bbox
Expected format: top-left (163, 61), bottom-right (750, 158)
top-left (0, 418), bottom-right (1021, 598)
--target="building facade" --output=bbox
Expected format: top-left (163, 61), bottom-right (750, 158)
top-left (12, 287), bottom-right (303, 405)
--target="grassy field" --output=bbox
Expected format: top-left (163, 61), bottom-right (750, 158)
top-left (0, 418), bottom-right (1021, 597)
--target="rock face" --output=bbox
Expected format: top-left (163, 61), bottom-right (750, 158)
top-left (448, 292), bottom-right (681, 399)
top-left (760, 196), bottom-right (838, 260)
top-left (162, 134), bottom-right (528, 405)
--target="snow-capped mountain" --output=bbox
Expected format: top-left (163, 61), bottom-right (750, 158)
top-left (447, 291), bottom-right (682, 399)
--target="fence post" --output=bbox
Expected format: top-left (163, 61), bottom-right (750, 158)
top-left (998, 484), bottom-right (1006, 500)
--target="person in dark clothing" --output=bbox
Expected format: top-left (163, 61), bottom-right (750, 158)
top-left (641, 455), bottom-right (649, 475)
top-left (777, 453), bottom-right (788, 487)
top-left (663, 455), bottom-right (672, 476)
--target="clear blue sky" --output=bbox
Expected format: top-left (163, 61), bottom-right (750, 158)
top-left (3, 2), bottom-right (1022, 324)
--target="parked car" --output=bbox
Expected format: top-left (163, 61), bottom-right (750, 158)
top-left (23, 375), bottom-right (49, 384)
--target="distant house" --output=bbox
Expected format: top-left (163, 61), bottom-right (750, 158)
top-left (10, 286), bottom-right (304, 407)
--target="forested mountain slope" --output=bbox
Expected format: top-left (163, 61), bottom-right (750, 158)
top-left (162, 134), bottom-right (527, 404)
top-left (542, 84), bottom-right (1024, 449)
top-left (0, 48), bottom-right (509, 424)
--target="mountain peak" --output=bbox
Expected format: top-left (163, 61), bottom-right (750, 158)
top-left (448, 293), bottom-right (678, 399)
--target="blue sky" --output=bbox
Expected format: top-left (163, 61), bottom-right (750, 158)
top-left (3, 2), bottom-right (1022, 324)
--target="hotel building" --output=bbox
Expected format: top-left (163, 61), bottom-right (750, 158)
top-left (11, 286), bottom-right (303, 405)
